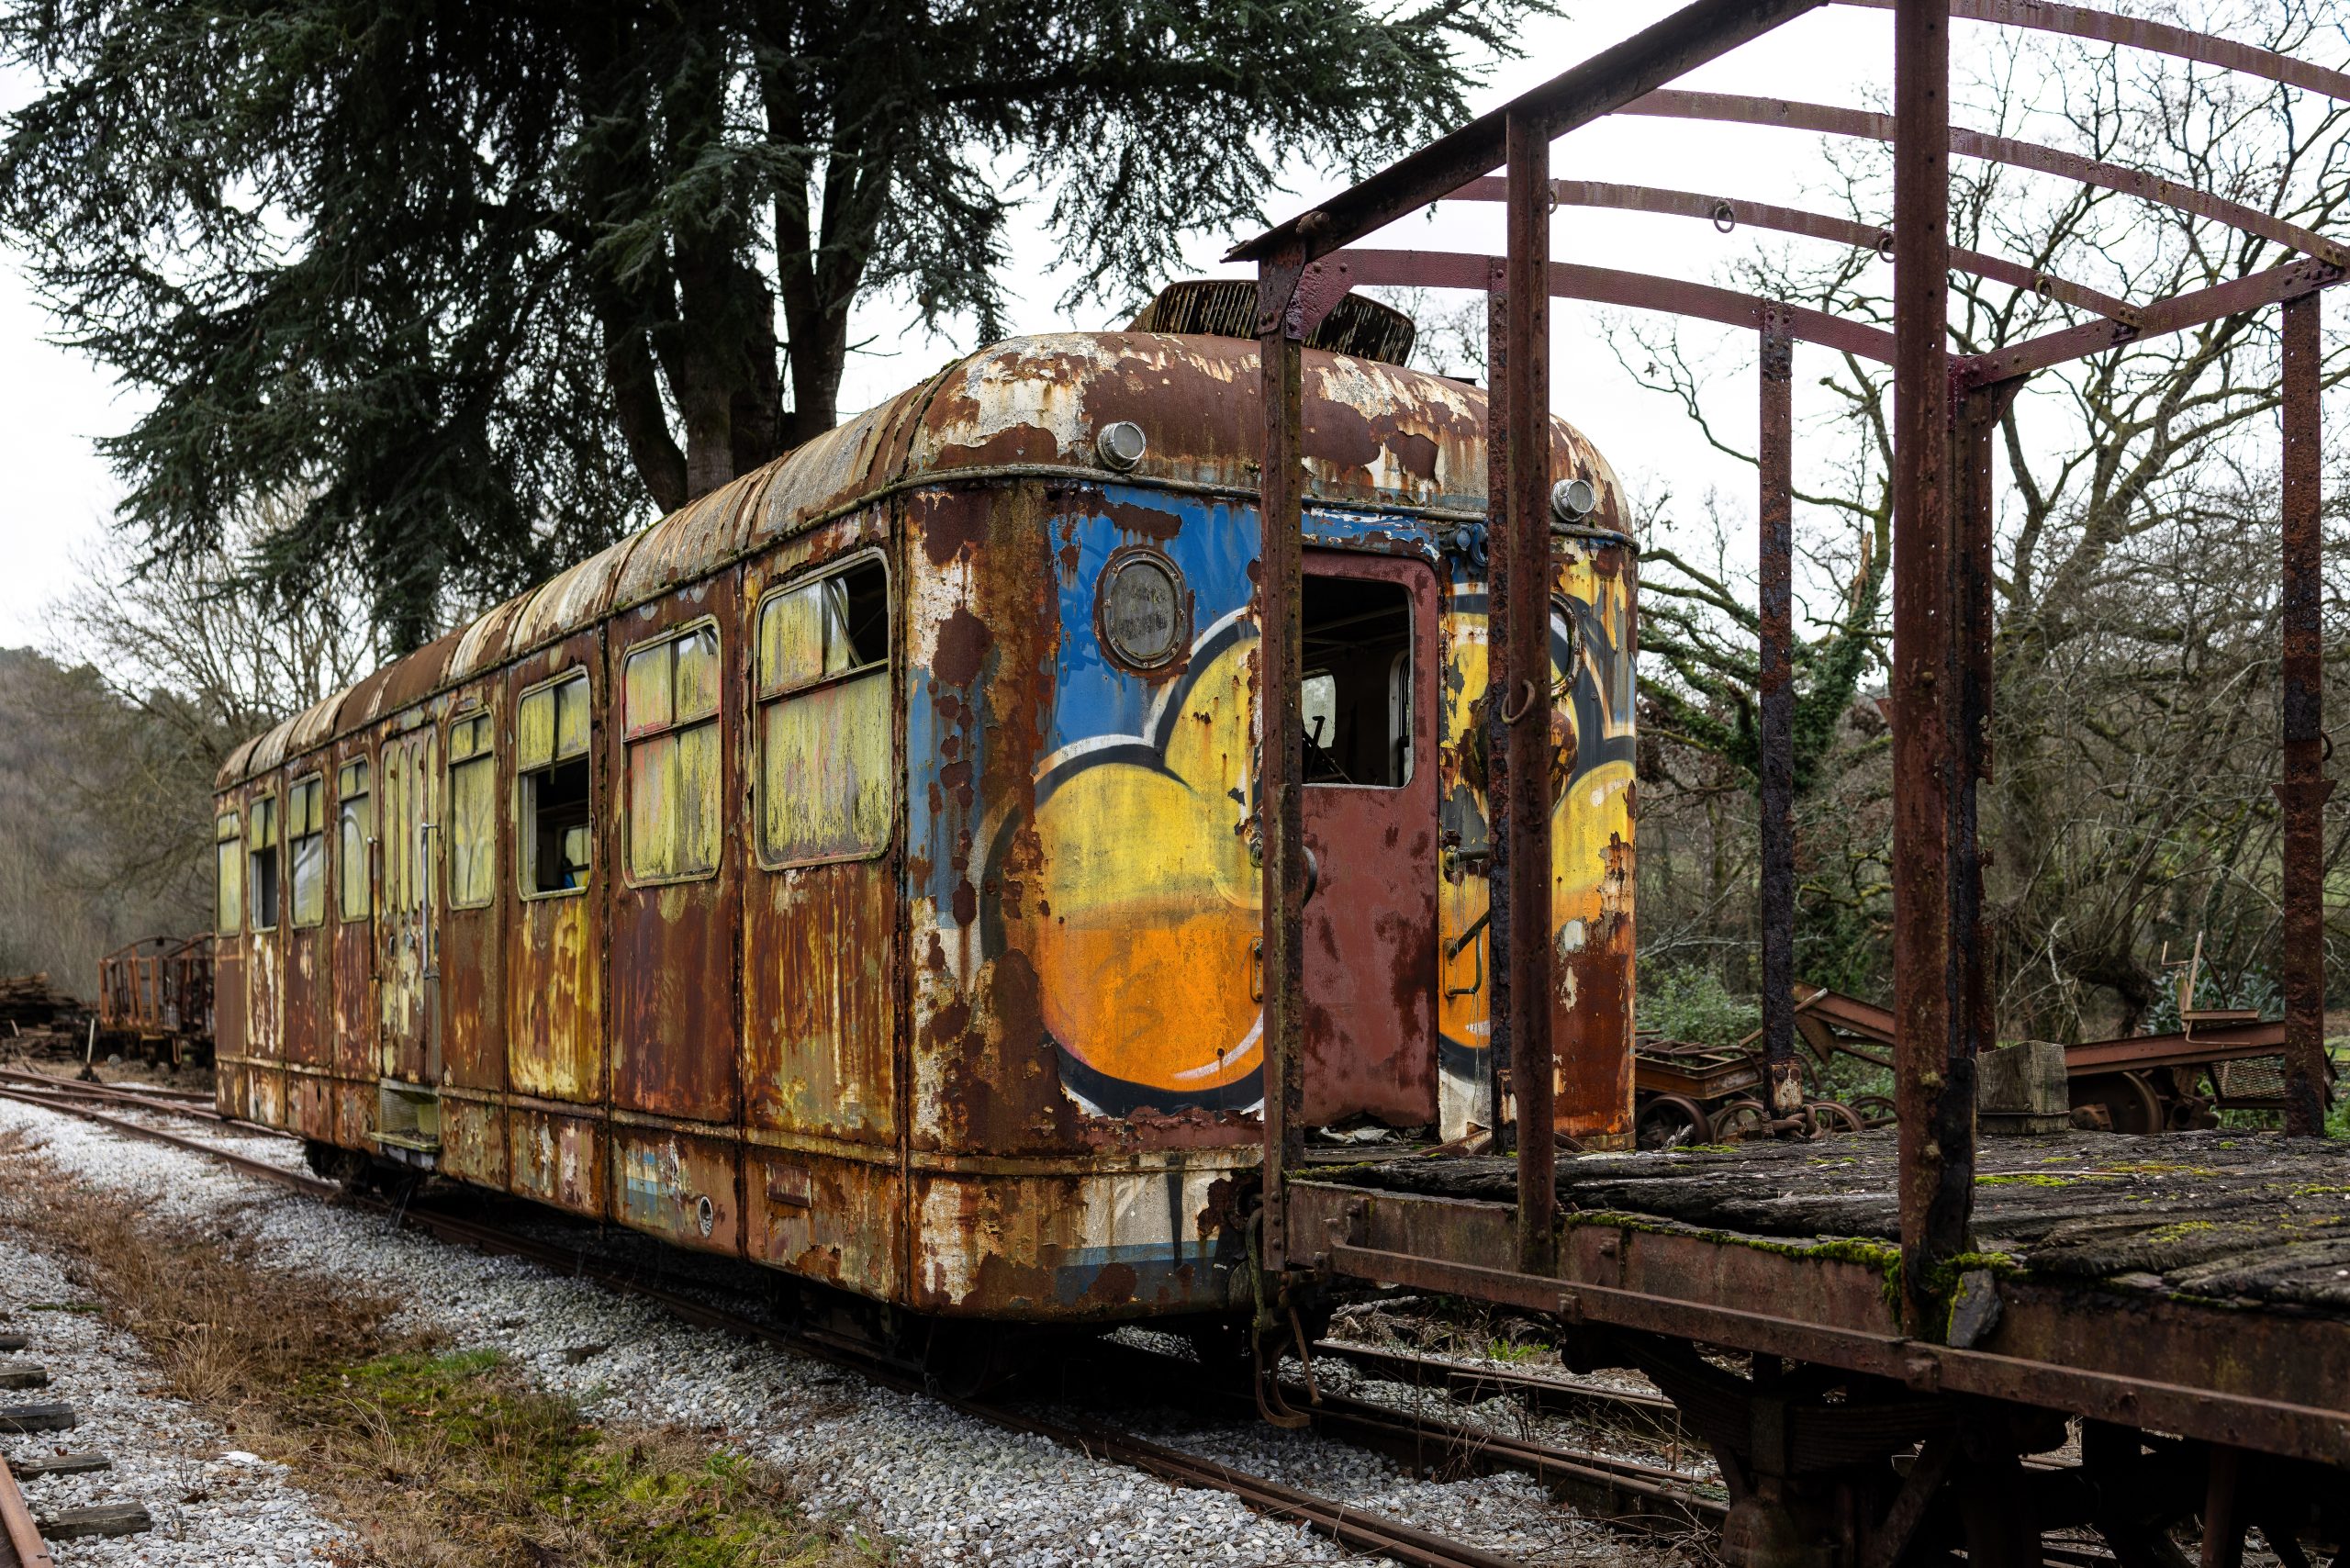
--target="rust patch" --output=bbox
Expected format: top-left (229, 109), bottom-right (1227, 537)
top-left (932, 607), bottom-right (990, 689)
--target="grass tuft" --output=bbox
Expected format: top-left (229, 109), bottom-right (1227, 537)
top-left (0, 1144), bottom-right (878, 1567)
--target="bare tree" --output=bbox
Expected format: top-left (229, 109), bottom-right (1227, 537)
top-left (1618, 2), bottom-right (2350, 1037)
top-left (2, 499), bottom-right (386, 985)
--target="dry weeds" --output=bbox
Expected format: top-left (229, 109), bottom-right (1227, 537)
top-left (0, 1131), bottom-right (881, 1567)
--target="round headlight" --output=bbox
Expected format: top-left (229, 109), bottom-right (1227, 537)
top-left (1096, 420), bottom-right (1147, 471)
top-left (1550, 476), bottom-right (1598, 523)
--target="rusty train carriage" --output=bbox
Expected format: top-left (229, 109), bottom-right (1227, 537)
top-left (212, 330), bottom-right (1636, 1321)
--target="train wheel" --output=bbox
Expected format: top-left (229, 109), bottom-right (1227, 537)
top-left (1849, 1093), bottom-right (1897, 1128)
top-left (302, 1139), bottom-right (373, 1188)
top-left (1807, 1101), bottom-right (1866, 1137)
top-left (2070, 1071), bottom-right (2164, 1135)
top-left (1636, 1094), bottom-right (1715, 1150)
top-left (1712, 1099), bottom-right (1768, 1141)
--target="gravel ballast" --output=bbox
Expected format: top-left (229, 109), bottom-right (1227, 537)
top-left (0, 1098), bottom-right (1683, 1566)
top-left (0, 1217), bottom-right (352, 1566)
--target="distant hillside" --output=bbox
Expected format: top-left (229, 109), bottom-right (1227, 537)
top-left (0, 644), bottom-right (209, 996)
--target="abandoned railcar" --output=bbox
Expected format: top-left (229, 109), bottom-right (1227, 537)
top-left (208, 308), bottom-right (1637, 1322)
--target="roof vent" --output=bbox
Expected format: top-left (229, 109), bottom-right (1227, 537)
top-left (1127, 279), bottom-right (1416, 366)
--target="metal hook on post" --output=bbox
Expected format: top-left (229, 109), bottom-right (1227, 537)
top-left (1500, 678), bottom-right (1540, 724)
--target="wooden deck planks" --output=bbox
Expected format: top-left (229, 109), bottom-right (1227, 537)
top-left (1319, 1131), bottom-right (2350, 1316)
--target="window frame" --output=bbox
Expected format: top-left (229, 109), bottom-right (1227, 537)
top-left (215, 809), bottom-right (242, 937)
top-left (620, 616), bottom-right (725, 890)
top-left (1299, 577), bottom-right (1416, 793)
top-left (287, 770), bottom-right (328, 929)
top-left (336, 758), bottom-right (373, 924)
top-left (751, 551), bottom-right (895, 872)
top-left (445, 708), bottom-right (498, 911)
top-left (515, 666), bottom-right (596, 902)
top-left (247, 786), bottom-right (281, 933)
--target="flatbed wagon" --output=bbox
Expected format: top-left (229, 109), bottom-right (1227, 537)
top-left (1286, 1132), bottom-right (2350, 1551)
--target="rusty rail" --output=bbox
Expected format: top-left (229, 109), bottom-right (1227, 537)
top-left (0, 1451), bottom-right (56, 1568)
top-left (0, 1072), bottom-right (1641, 1568)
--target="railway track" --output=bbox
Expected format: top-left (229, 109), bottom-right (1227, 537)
top-left (0, 1078), bottom-right (2129, 1568)
top-left (0, 1077), bottom-right (1714, 1568)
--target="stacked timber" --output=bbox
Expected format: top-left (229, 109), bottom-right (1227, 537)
top-left (0, 975), bottom-right (79, 1028)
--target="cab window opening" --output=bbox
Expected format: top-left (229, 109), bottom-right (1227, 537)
top-left (1301, 576), bottom-right (1413, 788)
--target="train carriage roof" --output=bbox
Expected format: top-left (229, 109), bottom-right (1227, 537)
top-left (218, 330), bottom-right (1623, 790)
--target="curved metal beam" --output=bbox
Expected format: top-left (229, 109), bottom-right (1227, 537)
top-left (1619, 89), bottom-right (2350, 269)
top-left (1227, 0), bottom-right (1830, 263)
top-left (1838, 0), bottom-right (2350, 103)
top-left (1451, 174), bottom-right (2140, 323)
top-left (1336, 246), bottom-right (1897, 362)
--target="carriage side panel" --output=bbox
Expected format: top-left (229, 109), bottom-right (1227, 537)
top-left (503, 628), bottom-right (609, 1218)
top-left (607, 572), bottom-right (744, 1252)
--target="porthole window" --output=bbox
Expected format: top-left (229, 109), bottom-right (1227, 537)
top-left (1094, 546), bottom-right (1188, 672)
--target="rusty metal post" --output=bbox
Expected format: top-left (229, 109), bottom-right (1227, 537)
top-left (1952, 376), bottom-right (2019, 1148)
top-left (1485, 269), bottom-right (1516, 1156)
top-left (1257, 256), bottom-right (1310, 1270)
top-left (2277, 290), bottom-right (2333, 1138)
top-left (1890, 0), bottom-right (1973, 1334)
top-left (1758, 311), bottom-right (1802, 1120)
top-left (1501, 109), bottom-right (1558, 1274)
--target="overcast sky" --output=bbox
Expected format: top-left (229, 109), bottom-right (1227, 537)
top-left (0, 1), bottom-right (2232, 655)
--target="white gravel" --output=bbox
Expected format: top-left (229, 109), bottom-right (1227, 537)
top-left (0, 1098), bottom-right (1672, 1567)
top-left (0, 1214), bottom-right (352, 1565)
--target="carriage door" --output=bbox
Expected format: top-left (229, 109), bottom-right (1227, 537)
top-left (1298, 550), bottom-right (1441, 1126)
top-left (377, 723), bottom-right (443, 1086)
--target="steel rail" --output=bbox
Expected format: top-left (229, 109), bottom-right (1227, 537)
top-left (1838, 0), bottom-right (2350, 104)
top-left (0, 1453), bottom-right (57, 1568)
top-left (1450, 175), bottom-right (2140, 323)
top-left (1229, 0), bottom-right (1830, 262)
top-left (0, 1088), bottom-right (1586, 1568)
top-left (0, 1070), bottom-right (290, 1138)
top-left (1619, 90), bottom-right (2350, 269)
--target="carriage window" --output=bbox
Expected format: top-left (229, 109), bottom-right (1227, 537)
top-left (519, 671), bottom-right (593, 896)
top-left (248, 792), bottom-right (280, 930)
top-left (216, 812), bottom-right (242, 936)
top-left (448, 712), bottom-right (497, 907)
top-left (337, 760), bottom-right (372, 922)
top-left (288, 774), bottom-right (326, 927)
top-left (624, 623), bottom-right (722, 880)
top-left (755, 557), bottom-right (890, 865)
top-left (1302, 576), bottom-right (1413, 787)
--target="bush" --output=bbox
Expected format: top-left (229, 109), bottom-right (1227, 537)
top-left (1639, 967), bottom-right (1761, 1047)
